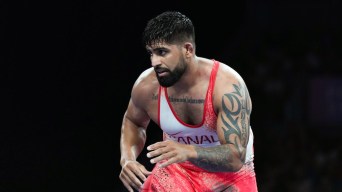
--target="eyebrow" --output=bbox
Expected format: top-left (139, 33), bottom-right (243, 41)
top-left (154, 47), bottom-right (167, 51)
top-left (146, 46), bottom-right (168, 52)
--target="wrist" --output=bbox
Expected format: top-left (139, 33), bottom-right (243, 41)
top-left (188, 145), bottom-right (199, 160)
top-left (120, 158), bottom-right (135, 167)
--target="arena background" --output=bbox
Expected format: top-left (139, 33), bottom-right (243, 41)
top-left (2, 0), bottom-right (341, 191)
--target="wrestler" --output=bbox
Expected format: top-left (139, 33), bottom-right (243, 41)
top-left (119, 11), bottom-right (258, 192)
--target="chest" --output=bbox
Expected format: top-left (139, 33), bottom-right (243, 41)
top-left (163, 85), bottom-right (210, 125)
top-left (167, 96), bottom-right (205, 125)
top-left (147, 96), bottom-right (206, 126)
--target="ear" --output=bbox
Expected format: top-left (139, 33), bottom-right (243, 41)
top-left (184, 43), bottom-right (194, 57)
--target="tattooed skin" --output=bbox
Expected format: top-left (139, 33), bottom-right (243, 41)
top-left (152, 93), bottom-right (205, 104)
top-left (190, 83), bottom-right (251, 172)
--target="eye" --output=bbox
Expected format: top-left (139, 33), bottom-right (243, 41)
top-left (157, 49), bottom-right (167, 56)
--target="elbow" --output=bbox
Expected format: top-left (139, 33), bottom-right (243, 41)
top-left (230, 149), bottom-right (246, 172)
top-left (230, 160), bottom-right (243, 172)
top-left (229, 152), bottom-right (244, 172)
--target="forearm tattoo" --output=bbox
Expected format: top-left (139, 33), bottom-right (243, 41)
top-left (190, 83), bottom-right (251, 172)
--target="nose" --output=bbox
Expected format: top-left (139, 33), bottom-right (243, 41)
top-left (151, 55), bottom-right (161, 67)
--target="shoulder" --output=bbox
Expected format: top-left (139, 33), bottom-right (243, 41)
top-left (198, 58), bottom-right (244, 85)
top-left (216, 61), bottom-right (245, 86)
top-left (214, 61), bottom-right (248, 92)
top-left (197, 58), bottom-right (246, 90)
top-left (130, 67), bottom-right (159, 108)
top-left (213, 61), bottom-right (251, 108)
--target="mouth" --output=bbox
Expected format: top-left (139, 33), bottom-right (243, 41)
top-left (157, 71), bottom-right (169, 77)
top-left (155, 68), bottom-right (169, 77)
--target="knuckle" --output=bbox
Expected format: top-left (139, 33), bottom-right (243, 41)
top-left (160, 148), bottom-right (165, 154)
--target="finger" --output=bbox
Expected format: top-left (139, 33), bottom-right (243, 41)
top-left (146, 147), bottom-right (166, 158)
top-left (134, 167), bottom-right (149, 182)
top-left (120, 173), bottom-right (135, 192)
top-left (150, 151), bottom-right (175, 164)
top-left (159, 156), bottom-right (179, 168)
top-left (147, 141), bottom-right (168, 151)
top-left (125, 169), bottom-right (144, 190)
top-left (139, 166), bottom-right (152, 175)
top-left (150, 154), bottom-right (164, 164)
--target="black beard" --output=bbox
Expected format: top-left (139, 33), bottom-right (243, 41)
top-left (157, 72), bottom-right (179, 87)
top-left (156, 61), bottom-right (186, 87)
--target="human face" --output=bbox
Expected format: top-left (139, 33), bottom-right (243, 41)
top-left (147, 43), bottom-right (187, 87)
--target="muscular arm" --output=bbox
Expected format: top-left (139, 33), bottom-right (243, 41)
top-left (120, 99), bottom-right (150, 166)
top-left (189, 82), bottom-right (252, 172)
top-left (119, 98), bottom-right (152, 191)
top-left (119, 69), bottom-right (157, 192)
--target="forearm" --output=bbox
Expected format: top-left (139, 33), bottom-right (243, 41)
top-left (120, 124), bottom-right (147, 166)
top-left (189, 144), bottom-right (244, 172)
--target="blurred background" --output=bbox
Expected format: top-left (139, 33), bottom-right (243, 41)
top-left (2, 0), bottom-right (341, 191)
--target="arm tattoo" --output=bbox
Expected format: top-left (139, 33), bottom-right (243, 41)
top-left (221, 83), bottom-right (251, 153)
top-left (190, 83), bottom-right (251, 172)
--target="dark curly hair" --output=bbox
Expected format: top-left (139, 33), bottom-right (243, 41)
top-left (142, 11), bottom-right (195, 48)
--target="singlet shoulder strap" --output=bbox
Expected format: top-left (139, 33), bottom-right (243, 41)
top-left (209, 60), bottom-right (219, 88)
top-left (207, 60), bottom-right (220, 116)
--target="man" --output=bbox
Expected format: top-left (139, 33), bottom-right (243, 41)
top-left (119, 11), bottom-right (258, 192)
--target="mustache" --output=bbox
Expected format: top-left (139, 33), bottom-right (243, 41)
top-left (154, 66), bottom-right (170, 73)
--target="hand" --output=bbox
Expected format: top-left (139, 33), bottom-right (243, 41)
top-left (119, 160), bottom-right (152, 192)
top-left (147, 140), bottom-right (195, 168)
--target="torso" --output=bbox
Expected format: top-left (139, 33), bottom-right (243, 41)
top-left (137, 58), bottom-right (215, 127)
top-left (133, 57), bottom-right (255, 160)
top-left (157, 60), bottom-right (221, 147)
